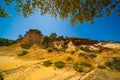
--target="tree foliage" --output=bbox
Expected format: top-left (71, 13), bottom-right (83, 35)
top-left (50, 33), bottom-right (57, 42)
top-left (0, 7), bottom-right (10, 17)
top-left (0, 38), bottom-right (14, 46)
top-left (1, 0), bottom-right (120, 24)
top-left (41, 36), bottom-right (50, 48)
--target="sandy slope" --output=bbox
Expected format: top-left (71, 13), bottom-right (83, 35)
top-left (0, 43), bottom-right (120, 80)
top-left (0, 56), bottom-right (82, 80)
top-left (0, 56), bottom-right (120, 80)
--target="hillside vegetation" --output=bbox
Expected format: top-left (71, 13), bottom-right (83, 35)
top-left (0, 38), bottom-right (14, 46)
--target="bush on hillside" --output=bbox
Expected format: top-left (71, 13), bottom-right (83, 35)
top-left (97, 65), bottom-right (106, 69)
top-left (47, 46), bottom-right (65, 52)
top-left (43, 60), bottom-right (52, 67)
top-left (88, 53), bottom-right (97, 58)
top-left (75, 45), bottom-right (83, 51)
top-left (47, 47), bottom-right (55, 52)
top-left (66, 56), bottom-right (73, 61)
top-left (55, 61), bottom-right (65, 68)
top-left (73, 62), bottom-right (83, 72)
top-left (105, 58), bottom-right (120, 71)
top-left (17, 50), bottom-right (28, 56)
top-left (73, 62), bottom-right (93, 73)
top-left (80, 62), bottom-right (92, 67)
top-left (0, 38), bottom-right (14, 46)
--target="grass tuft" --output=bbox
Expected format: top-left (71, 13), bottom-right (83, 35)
top-left (43, 60), bottom-right (52, 67)
top-left (17, 50), bottom-right (28, 56)
top-left (97, 65), bottom-right (106, 69)
top-left (55, 61), bottom-right (65, 68)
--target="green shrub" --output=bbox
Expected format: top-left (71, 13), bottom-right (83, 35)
top-left (75, 45), bottom-right (83, 51)
top-left (73, 62), bottom-right (83, 72)
top-left (88, 53), bottom-right (97, 58)
top-left (62, 45), bottom-right (67, 51)
top-left (105, 58), bottom-right (120, 71)
top-left (79, 45), bottom-right (83, 49)
top-left (56, 48), bottom-right (66, 52)
top-left (47, 48), bottom-right (55, 52)
top-left (53, 47), bottom-right (61, 52)
top-left (48, 47), bottom-right (66, 52)
top-left (75, 47), bottom-right (80, 51)
top-left (55, 61), bottom-right (65, 68)
top-left (0, 73), bottom-right (3, 80)
top-left (18, 50), bottom-right (28, 56)
top-left (97, 65), bottom-right (106, 69)
top-left (73, 62), bottom-right (93, 73)
top-left (43, 60), bottom-right (52, 67)
top-left (80, 62), bottom-right (92, 67)
top-left (0, 38), bottom-right (14, 46)
top-left (66, 56), bottom-right (72, 61)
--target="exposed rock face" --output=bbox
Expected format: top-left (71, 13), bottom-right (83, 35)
top-left (68, 41), bottom-right (76, 50)
top-left (20, 29), bottom-right (43, 49)
top-left (98, 42), bottom-right (120, 49)
top-left (53, 40), bottom-right (64, 49)
top-left (66, 41), bottom-right (76, 52)
top-left (82, 45), bottom-right (100, 51)
top-left (63, 38), bottom-right (98, 46)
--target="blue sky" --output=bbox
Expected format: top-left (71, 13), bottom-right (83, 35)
top-left (0, 1), bottom-right (120, 41)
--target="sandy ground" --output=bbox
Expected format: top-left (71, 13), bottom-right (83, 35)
top-left (0, 56), bottom-right (82, 80)
top-left (0, 44), bottom-right (120, 80)
top-left (0, 56), bottom-right (120, 80)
